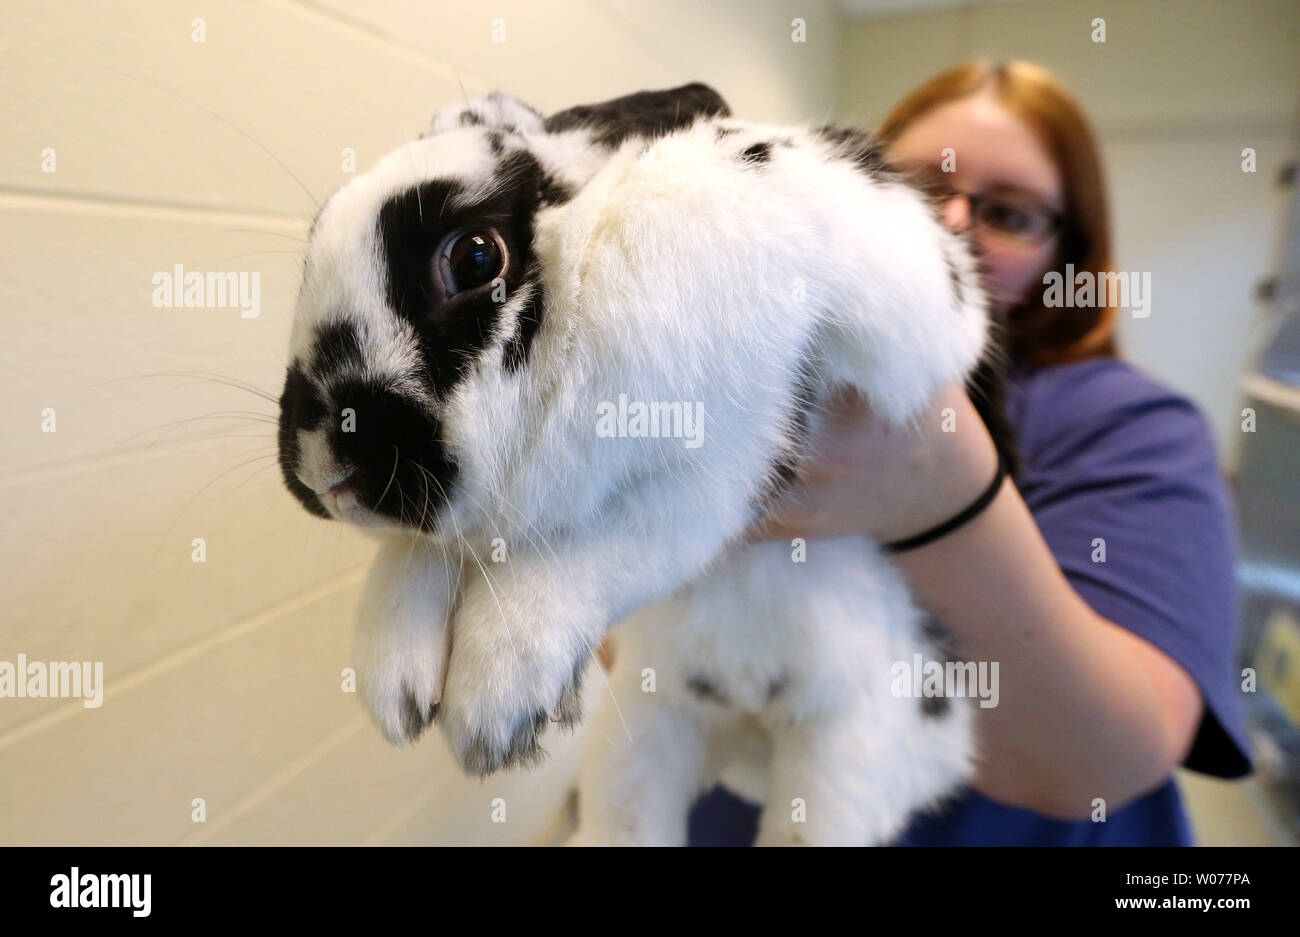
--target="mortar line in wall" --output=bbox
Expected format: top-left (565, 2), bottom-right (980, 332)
top-left (180, 714), bottom-right (368, 845)
top-left (0, 566), bottom-right (368, 753)
top-left (0, 187), bottom-right (309, 231)
top-left (268, 0), bottom-right (491, 90)
top-left (362, 771), bottom-right (456, 846)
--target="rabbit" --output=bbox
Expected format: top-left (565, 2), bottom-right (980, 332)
top-left (277, 83), bottom-right (1016, 845)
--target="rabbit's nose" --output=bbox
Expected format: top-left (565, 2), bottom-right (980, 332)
top-left (298, 467), bottom-right (356, 498)
top-left (326, 470), bottom-right (358, 495)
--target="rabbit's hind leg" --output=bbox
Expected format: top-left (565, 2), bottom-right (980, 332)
top-left (569, 661), bottom-right (713, 846)
top-left (756, 687), bottom-right (973, 847)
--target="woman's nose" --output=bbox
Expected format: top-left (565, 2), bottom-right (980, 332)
top-left (941, 192), bottom-right (974, 233)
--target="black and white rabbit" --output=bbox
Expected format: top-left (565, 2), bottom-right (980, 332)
top-left (277, 83), bottom-right (1015, 845)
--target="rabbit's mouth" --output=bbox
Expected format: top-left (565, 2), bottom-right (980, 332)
top-left (277, 361), bottom-right (459, 535)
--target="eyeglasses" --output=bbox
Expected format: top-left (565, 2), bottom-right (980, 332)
top-left (900, 166), bottom-right (1065, 245)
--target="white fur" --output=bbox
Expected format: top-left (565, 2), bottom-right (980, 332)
top-left (572, 539), bottom-right (972, 845)
top-left (285, 95), bottom-right (990, 844)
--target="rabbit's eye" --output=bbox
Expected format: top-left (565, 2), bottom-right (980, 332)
top-left (439, 227), bottom-right (507, 297)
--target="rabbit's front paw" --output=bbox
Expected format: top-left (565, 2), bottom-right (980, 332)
top-left (437, 592), bottom-right (591, 776)
top-left (352, 536), bottom-right (456, 745)
top-left (354, 600), bottom-right (450, 745)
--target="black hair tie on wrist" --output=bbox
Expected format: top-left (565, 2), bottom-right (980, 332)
top-left (879, 453), bottom-right (1007, 555)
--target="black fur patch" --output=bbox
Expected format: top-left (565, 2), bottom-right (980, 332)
top-left (401, 685), bottom-right (440, 740)
top-left (322, 374), bottom-right (458, 532)
top-left (462, 708), bottom-right (549, 777)
top-left (715, 125), bottom-right (739, 141)
top-left (686, 674), bottom-right (729, 705)
top-left (919, 613), bottom-right (958, 665)
top-left (941, 247), bottom-right (964, 310)
top-left (277, 364), bottom-right (330, 519)
top-left (307, 319), bottom-right (366, 380)
top-left (551, 656), bottom-right (587, 729)
top-left (814, 124), bottom-right (889, 176)
top-left (377, 179), bottom-right (503, 389)
top-left (545, 82), bottom-right (731, 148)
top-left (376, 147), bottom-right (565, 391)
top-left (739, 141), bottom-right (772, 165)
top-left (459, 110), bottom-right (484, 127)
top-left (496, 148), bottom-right (573, 208)
top-left (766, 674), bottom-right (789, 702)
top-left (921, 694), bottom-right (950, 718)
top-left (918, 614), bottom-right (957, 719)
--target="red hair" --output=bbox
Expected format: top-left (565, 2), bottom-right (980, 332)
top-left (877, 60), bottom-right (1118, 364)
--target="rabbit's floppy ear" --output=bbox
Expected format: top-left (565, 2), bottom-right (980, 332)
top-left (544, 82), bottom-right (730, 146)
top-left (427, 90), bottom-right (546, 135)
top-left (808, 171), bottom-right (991, 425)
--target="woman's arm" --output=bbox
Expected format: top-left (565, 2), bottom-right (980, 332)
top-left (753, 384), bottom-right (1204, 819)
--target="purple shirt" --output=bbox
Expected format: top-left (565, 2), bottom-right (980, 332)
top-left (688, 356), bottom-right (1253, 846)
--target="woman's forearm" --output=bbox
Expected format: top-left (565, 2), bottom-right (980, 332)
top-left (893, 481), bottom-right (1202, 818)
top-left (749, 384), bottom-right (1203, 817)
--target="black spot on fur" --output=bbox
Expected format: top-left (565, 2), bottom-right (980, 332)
top-left (921, 694), bottom-right (950, 718)
top-left (814, 124), bottom-right (889, 176)
top-left (545, 82), bottom-right (731, 148)
top-left (715, 125), bottom-right (739, 141)
top-left (400, 685), bottom-right (440, 740)
top-left (278, 325), bottom-right (460, 532)
top-left (766, 674), bottom-right (789, 702)
top-left (486, 130), bottom-right (505, 156)
top-left (739, 141), bottom-right (772, 165)
top-left (944, 247), bottom-right (965, 308)
top-left (459, 110), bottom-right (484, 127)
top-left (378, 179), bottom-right (504, 390)
top-left (461, 707), bottom-right (551, 777)
top-left (551, 656), bottom-right (587, 729)
top-left (686, 674), bottom-right (729, 705)
top-left (919, 614), bottom-right (958, 666)
top-left (377, 148), bottom-right (564, 392)
top-left (917, 614), bottom-right (957, 720)
top-left (276, 364), bottom-right (330, 519)
top-left (324, 375), bottom-right (458, 532)
top-left (765, 453), bottom-right (801, 496)
top-left (307, 319), bottom-right (366, 381)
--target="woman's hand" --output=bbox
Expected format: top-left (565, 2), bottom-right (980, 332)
top-left (747, 382), bottom-right (999, 545)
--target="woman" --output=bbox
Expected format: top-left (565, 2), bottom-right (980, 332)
top-left (685, 60), bottom-right (1252, 845)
